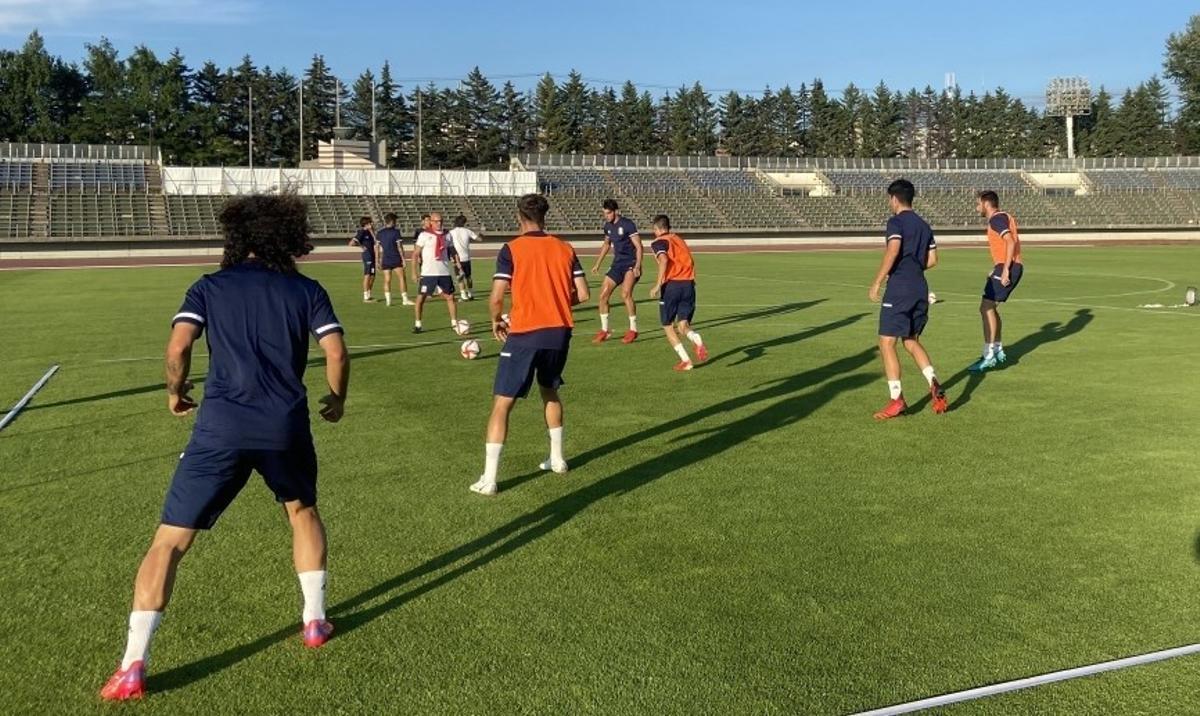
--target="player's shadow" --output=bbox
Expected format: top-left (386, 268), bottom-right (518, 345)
top-left (148, 348), bottom-right (876, 694)
top-left (705, 313), bottom-right (868, 367)
top-left (911, 308), bottom-right (1095, 413)
top-left (700, 299), bottom-right (825, 330)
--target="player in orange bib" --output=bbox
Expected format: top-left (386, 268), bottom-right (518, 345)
top-left (969, 190), bottom-right (1024, 372)
top-left (647, 215), bottom-right (707, 370)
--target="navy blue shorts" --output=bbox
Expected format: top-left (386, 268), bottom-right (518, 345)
top-left (362, 256), bottom-right (376, 276)
top-left (659, 281), bottom-right (696, 325)
top-left (419, 276), bottom-right (455, 296)
top-left (458, 260), bottom-right (473, 279)
top-left (381, 255), bottom-right (404, 271)
top-left (494, 343), bottom-right (570, 399)
top-left (983, 262), bottom-right (1024, 303)
top-left (879, 293), bottom-right (929, 338)
top-left (160, 439), bottom-right (318, 530)
top-left (606, 261), bottom-right (639, 286)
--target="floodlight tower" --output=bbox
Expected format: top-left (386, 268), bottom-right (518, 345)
top-left (1046, 77), bottom-right (1091, 159)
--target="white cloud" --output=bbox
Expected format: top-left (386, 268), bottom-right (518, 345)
top-left (0, 0), bottom-right (255, 34)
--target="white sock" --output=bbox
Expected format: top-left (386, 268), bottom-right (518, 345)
top-left (548, 427), bottom-right (564, 465)
top-left (686, 330), bottom-right (703, 347)
top-left (922, 365), bottom-right (937, 386)
top-left (363, 291), bottom-right (370, 300)
top-left (887, 380), bottom-right (903, 400)
top-left (385, 292), bottom-right (392, 305)
top-left (993, 341), bottom-right (1004, 354)
top-left (483, 443), bottom-right (503, 481)
top-left (629, 316), bottom-right (638, 332)
top-left (600, 313), bottom-right (610, 332)
top-left (414, 320), bottom-right (422, 328)
top-left (298, 570), bottom-right (326, 623)
top-left (121, 611), bottom-right (162, 669)
top-left (402, 292), bottom-right (410, 300)
top-left (983, 342), bottom-right (994, 359)
top-left (673, 343), bottom-right (691, 363)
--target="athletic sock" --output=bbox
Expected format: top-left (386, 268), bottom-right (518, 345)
top-left (922, 365), bottom-right (938, 386)
top-left (121, 611), bottom-right (162, 669)
top-left (982, 342), bottom-right (994, 359)
top-left (483, 443), bottom-right (503, 482)
top-left (993, 341), bottom-right (1004, 354)
top-left (673, 343), bottom-right (691, 363)
top-left (385, 292), bottom-right (392, 306)
top-left (548, 427), bottom-right (564, 465)
top-left (686, 330), bottom-right (703, 347)
top-left (298, 570), bottom-right (327, 624)
top-left (363, 291), bottom-right (370, 300)
top-left (887, 380), bottom-right (903, 400)
top-left (629, 316), bottom-right (638, 332)
top-left (600, 313), bottom-right (610, 332)
top-left (414, 320), bottom-right (423, 329)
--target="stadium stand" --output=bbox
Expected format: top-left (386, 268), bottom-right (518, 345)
top-left (1156, 168), bottom-right (1200, 190)
top-left (1084, 169), bottom-right (1158, 191)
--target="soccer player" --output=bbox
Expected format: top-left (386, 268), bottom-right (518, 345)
top-left (449, 214), bottom-right (482, 301)
top-left (868, 179), bottom-right (947, 420)
top-left (969, 190), bottom-right (1024, 372)
top-left (349, 216), bottom-right (377, 302)
top-left (100, 195), bottom-right (350, 701)
top-left (590, 198), bottom-right (642, 344)
top-left (413, 213), bottom-right (430, 245)
top-left (471, 193), bottom-right (589, 496)
top-left (377, 212), bottom-right (414, 306)
top-left (647, 214), bottom-right (708, 371)
top-left (411, 211), bottom-right (461, 334)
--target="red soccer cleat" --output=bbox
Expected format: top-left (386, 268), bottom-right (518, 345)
top-left (673, 360), bottom-right (694, 372)
top-left (303, 619), bottom-right (334, 649)
top-left (621, 330), bottom-right (638, 344)
top-left (695, 343), bottom-right (709, 362)
top-left (100, 661), bottom-right (145, 701)
top-left (929, 380), bottom-right (948, 414)
top-left (591, 330), bottom-right (611, 344)
top-left (873, 398), bottom-right (907, 421)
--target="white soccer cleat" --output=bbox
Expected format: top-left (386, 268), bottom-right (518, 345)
top-left (539, 459), bottom-right (569, 475)
top-left (469, 477), bottom-right (497, 496)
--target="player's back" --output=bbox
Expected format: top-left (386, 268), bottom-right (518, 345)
top-left (501, 232), bottom-right (583, 334)
top-left (654, 232), bottom-right (696, 282)
top-left (885, 210), bottom-right (935, 295)
top-left (449, 226), bottom-right (476, 258)
top-left (377, 227), bottom-right (402, 257)
top-left (182, 262), bottom-right (340, 449)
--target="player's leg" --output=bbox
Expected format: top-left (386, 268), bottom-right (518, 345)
top-left (382, 268), bottom-right (393, 306)
top-left (398, 267), bottom-right (412, 305)
top-left (362, 260), bottom-right (376, 302)
top-left (619, 269), bottom-right (639, 343)
top-left (413, 281), bottom-right (427, 332)
top-left (475, 348), bottom-right (537, 494)
top-left (444, 279), bottom-right (460, 327)
top-left (593, 276), bottom-right (618, 342)
top-left (539, 385), bottom-right (568, 473)
top-left (286, 501), bottom-right (332, 647)
top-left (463, 261), bottom-right (475, 300)
top-left (901, 337), bottom-right (947, 414)
top-left (676, 284), bottom-right (705, 361)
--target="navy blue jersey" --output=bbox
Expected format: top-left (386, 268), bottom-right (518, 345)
top-left (884, 210), bottom-right (936, 295)
top-left (602, 217), bottom-right (640, 263)
top-left (377, 227), bottom-right (403, 263)
top-left (354, 228), bottom-right (375, 257)
top-left (172, 262), bottom-right (344, 450)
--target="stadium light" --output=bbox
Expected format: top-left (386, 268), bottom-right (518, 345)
top-left (1046, 77), bottom-right (1091, 159)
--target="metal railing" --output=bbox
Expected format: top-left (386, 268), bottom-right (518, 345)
top-left (0, 143), bottom-right (161, 164)
top-left (519, 153), bottom-right (1200, 171)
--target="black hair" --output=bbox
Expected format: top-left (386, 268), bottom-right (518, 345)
top-left (601, 198), bottom-right (619, 212)
top-left (420, 212), bottom-right (431, 221)
top-left (359, 215), bottom-right (372, 227)
top-left (454, 214), bottom-right (467, 227)
top-left (978, 190), bottom-right (1000, 208)
top-left (219, 194), bottom-right (312, 273)
top-left (652, 214), bottom-right (671, 231)
top-left (887, 178), bottom-right (916, 206)
top-left (518, 193), bottom-right (550, 226)
top-left (384, 212), bottom-right (397, 225)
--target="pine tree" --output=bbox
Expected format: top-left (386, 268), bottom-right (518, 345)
top-left (498, 81), bottom-right (530, 160)
top-left (346, 70), bottom-right (375, 141)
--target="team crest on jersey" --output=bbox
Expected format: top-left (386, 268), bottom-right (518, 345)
top-left (618, 226), bottom-right (625, 236)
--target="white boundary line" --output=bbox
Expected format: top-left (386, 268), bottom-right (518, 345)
top-left (0, 364), bottom-right (60, 432)
top-left (853, 642), bottom-right (1200, 715)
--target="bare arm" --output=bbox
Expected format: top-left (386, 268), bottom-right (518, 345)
top-left (632, 234), bottom-right (644, 277)
top-left (317, 332), bottom-right (349, 423)
top-left (573, 275), bottom-right (590, 305)
top-left (999, 235), bottom-right (1015, 285)
top-left (925, 248), bottom-right (939, 269)
top-left (649, 252), bottom-right (669, 298)
top-left (410, 244), bottom-right (421, 282)
top-left (165, 322), bottom-right (201, 416)
top-left (591, 239), bottom-right (611, 274)
top-left (490, 278), bottom-right (510, 342)
top-left (869, 241), bottom-right (901, 303)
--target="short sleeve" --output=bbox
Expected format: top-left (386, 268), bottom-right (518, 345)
top-left (885, 216), bottom-right (903, 242)
top-left (469, 230), bottom-right (479, 241)
top-left (625, 219), bottom-right (640, 237)
top-left (172, 280), bottom-right (207, 331)
top-left (570, 251), bottom-right (584, 277)
top-left (928, 230), bottom-right (937, 249)
top-left (494, 244), bottom-right (513, 280)
top-left (415, 233), bottom-right (427, 249)
top-left (309, 283), bottom-right (344, 340)
top-left (989, 213), bottom-right (1011, 236)
top-left (651, 239), bottom-right (669, 256)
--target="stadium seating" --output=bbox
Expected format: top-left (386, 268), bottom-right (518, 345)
top-left (0, 194), bottom-right (34, 239)
top-left (166, 195), bottom-right (224, 236)
top-left (49, 162), bottom-right (149, 193)
top-left (48, 194), bottom-right (159, 237)
top-left (1085, 170), bottom-right (1157, 191)
top-left (0, 162), bottom-right (34, 192)
top-left (1155, 169), bottom-right (1200, 190)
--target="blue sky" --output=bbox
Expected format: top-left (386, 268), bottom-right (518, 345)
top-left (0, 0), bottom-right (1194, 104)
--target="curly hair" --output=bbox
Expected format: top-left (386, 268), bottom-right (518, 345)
top-left (219, 194), bottom-right (313, 273)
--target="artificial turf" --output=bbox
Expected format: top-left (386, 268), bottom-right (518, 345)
top-left (1, 244), bottom-right (1199, 714)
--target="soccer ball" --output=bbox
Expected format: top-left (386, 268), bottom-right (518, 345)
top-left (460, 339), bottom-right (481, 360)
top-left (454, 319), bottom-right (471, 336)
top-left (928, 292), bottom-right (938, 304)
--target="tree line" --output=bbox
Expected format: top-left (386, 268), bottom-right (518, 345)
top-left (0, 16), bottom-right (1197, 168)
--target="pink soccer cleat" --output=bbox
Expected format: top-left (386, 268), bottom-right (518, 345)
top-left (303, 619), bottom-right (334, 648)
top-left (100, 661), bottom-right (145, 701)
top-left (695, 343), bottom-right (709, 362)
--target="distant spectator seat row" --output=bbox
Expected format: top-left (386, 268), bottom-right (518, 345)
top-left (0, 161), bottom-right (34, 192)
top-left (49, 162), bottom-right (149, 192)
top-left (822, 169), bottom-right (1031, 193)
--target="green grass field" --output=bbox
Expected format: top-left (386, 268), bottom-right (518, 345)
top-left (2, 244), bottom-right (1200, 714)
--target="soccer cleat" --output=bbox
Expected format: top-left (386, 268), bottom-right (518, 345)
top-left (673, 360), bottom-right (694, 372)
top-left (363, 297), bottom-right (376, 303)
top-left (695, 343), bottom-right (709, 363)
top-left (591, 330), bottom-right (611, 344)
top-left (873, 398), bottom-right (907, 420)
top-left (621, 330), bottom-right (638, 344)
top-left (469, 478), bottom-right (498, 496)
top-left (968, 355), bottom-right (998, 373)
top-left (401, 297), bottom-right (415, 306)
top-left (412, 326), bottom-right (423, 334)
top-left (100, 661), bottom-right (145, 701)
top-left (929, 380), bottom-right (948, 415)
top-left (994, 348), bottom-right (1007, 365)
top-left (302, 619), bottom-right (334, 649)
top-left (539, 459), bottom-right (569, 474)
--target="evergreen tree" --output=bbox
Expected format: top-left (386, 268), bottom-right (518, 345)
top-left (1165, 14), bottom-right (1200, 153)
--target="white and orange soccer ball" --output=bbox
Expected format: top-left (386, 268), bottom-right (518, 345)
top-left (454, 319), bottom-right (471, 336)
top-left (460, 339), bottom-right (481, 360)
